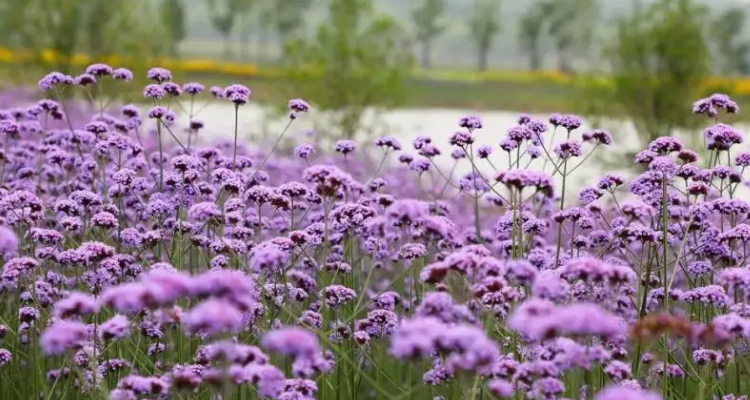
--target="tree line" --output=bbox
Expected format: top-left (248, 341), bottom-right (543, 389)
top-left (0, 0), bottom-right (748, 145)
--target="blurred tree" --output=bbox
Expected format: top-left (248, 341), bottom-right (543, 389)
top-left (273, 0), bottom-right (313, 58)
top-left (30, 0), bottom-right (86, 73)
top-left (412, 0), bottom-right (445, 69)
top-left (546, 0), bottom-right (597, 73)
top-left (85, 0), bottom-right (120, 58)
top-left (118, 1), bottom-right (175, 61)
top-left (468, 0), bottom-right (501, 72)
top-left (712, 7), bottom-right (750, 75)
top-left (160, 0), bottom-right (187, 56)
top-left (0, 0), bottom-right (167, 75)
top-left (235, 0), bottom-right (254, 61)
top-left (206, 0), bottom-right (243, 59)
top-left (283, 0), bottom-right (413, 139)
top-left (605, 0), bottom-right (710, 142)
top-left (252, 0), bottom-right (276, 61)
top-left (517, 1), bottom-right (552, 71)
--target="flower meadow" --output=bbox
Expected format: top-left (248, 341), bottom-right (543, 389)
top-left (0, 65), bottom-right (749, 400)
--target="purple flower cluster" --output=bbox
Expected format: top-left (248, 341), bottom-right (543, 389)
top-left (3, 68), bottom-right (750, 400)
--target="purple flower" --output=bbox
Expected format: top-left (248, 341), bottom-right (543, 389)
top-left (147, 67), bottom-right (172, 83)
top-left (707, 93), bottom-right (740, 113)
top-left (508, 300), bottom-right (625, 341)
top-left (183, 299), bottom-right (244, 336)
top-left (649, 156), bottom-right (677, 176)
top-left (334, 140), bottom-right (356, 155)
top-left (495, 170), bottom-right (555, 197)
top-left (294, 143), bottom-right (315, 158)
top-left (223, 84), bottom-right (251, 105)
top-left (0, 348), bottom-right (11, 367)
top-left (322, 285), bottom-right (357, 307)
top-left (183, 82), bottom-right (205, 95)
top-left (0, 226), bottom-right (18, 253)
top-left (648, 137), bottom-right (683, 154)
top-left (595, 385), bottom-right (662, 400)
top-left (262, 326), bottom-right (321, 358)
top-left (74, 74), bottom-right (97, 86)
top-left (553, 140), bottom-right (583, 158)
top-left (582, 130), bottom-right (612, 145)
top-left (375, 136), bottom-right (402, 151)
top-left (246, 364), bottom-right (286, 397)
top-left (530, 377), bottom-right (565, 399)
top-left (86, 63), bottom-right (114, 77)
top-left (288, 98), bottom-right (311, 113)
top-left (391, 317), bottom-right (499, 374)
top-left (40, 320), bottom-right (87, 355)
top-left (250, 246), bottom-right (289, 273)
top-left (398, 243), bottom-right (427, 261)
top-left (488, 379), bottom-right (514, 398)
top-left (390, 317), bottom-right (445, 360)
top-left (162, 82), bottom-right (182, 97)
top-left (449, 131), bottom-right (475, 147)
top-left (705, 123), bottom-right (743, 151)
top-left (147, 106), bottom-right (176, 122)
top-left (100, 315), bottom-right (131, 341)
top-left (143, 84), bottom-right (166, 99)
top-left (549, 114), bottom-right (582, 130)
top-left (507, 125), bottom-right (533, 143)
top-left (54, 292), bottom-right (99, 319)
top-left (38, 72), bottom-right (73, 91)
top-left (188, 201), bottom-right (222, 223)
top-left (476, 145), bottom-right (493, 158)
top-left (113, 68), bottom-right (134, 81)
top-left (459, 115), bottom-right (483, 131)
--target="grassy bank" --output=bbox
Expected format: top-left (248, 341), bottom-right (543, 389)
top-left (5, 63), bottom-right (750, 122)
top-left (0, 65), bottom-right (592, 114)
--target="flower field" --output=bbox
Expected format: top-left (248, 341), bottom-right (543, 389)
top-left (0, 62), bottom-right (749, 400)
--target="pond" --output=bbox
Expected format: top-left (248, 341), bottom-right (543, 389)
top-left (178, 102), bottom-right (687, 193)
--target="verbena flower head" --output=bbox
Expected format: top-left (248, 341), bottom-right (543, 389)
top-left (262, 327), bottom-right (321, 358)
top-left (74, 74), bottom-right (97, 86)
top-left (38, 72), bottom-right (73, 91)
top-left (294, 143), bottom-right (315, 159)
top-left (223, 84), bottom-right (251, 105)
top-left (112, 68), bottom-right (134, 81)
top-left (334, 140), bottom-right (356, 155)
top-left (147, 67), bottom-right (173, 83)
top-left (40, 320), bottom-right (87, 355)
top-left (54, 292), bottom-right (100, 319)
top-left (288, 98), bottom-right (310, 114)
top-left (183, 299), bottom-right (244, 336)
top-left (375, 136), bottom-right (402, 151)
top-left (183, 82), bottom-right (205, 95)
top-left (85, 63), bottom-right (114, 77)
top-left (459, 115), bottom-right (482, 132)
top-left (595, 385), bottom-right (662, 400)
top-left (143, 84), bottom-right (166, 99)
top-left (705, 123), bottom-right (743, 151)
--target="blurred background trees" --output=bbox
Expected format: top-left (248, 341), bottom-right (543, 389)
top-left (711, 6), bottom-right (750, 76)
top-left (206, 0), bottom-right (242, 59)
top-left (0, 0), bottom-right (171, 79)
top-left (412, 0), bottom-right (446, 69)
top-left (2, 0), bottom-right (750, 144)
top-left (603, 0), bottom-right (711, 144)
top-left (468, 0), bottom-right (501, 72)
top-left (282, 0), bottom-right (413, 139)
top-left (161, 0), bottom-right (187, 56)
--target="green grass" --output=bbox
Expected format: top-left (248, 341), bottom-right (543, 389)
top-left (0, 63), bottom-right (582, 113)
top-left (7, 64), bottom-right (750, 121)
